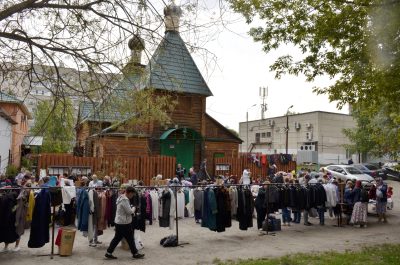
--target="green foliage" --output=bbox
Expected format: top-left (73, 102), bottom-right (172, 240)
top-left (21, 157), bottom-right (32, 171)
top-left (226, 126), bottom-right (240, 137)
top-left (106, 87), bottom-right (177, 134)
top-left (31, 98), bottom-right (75, 153)
top-left (5, 164), bottom-right (18, 178)
top-left (229, 0), bottom-right (400, 155)
top-left (216, 244), bottom-right (400, 265)
top-left (343, 102), bottom-right (399, 159)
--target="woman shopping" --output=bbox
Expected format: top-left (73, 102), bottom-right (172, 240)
top-left (105, 186), bottom-right (144, 260)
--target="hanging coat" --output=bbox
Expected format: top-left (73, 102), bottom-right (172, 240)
top-left (159, 190), bottom-right (171, 228)
top-left (28, 189), bottom-right (51, 248)
top-left (15, 190), bottom-right (29, 236)
top-left (0, 192), bottom-right (19, 244)
top-left (77, 189), bottom-right (90, 232)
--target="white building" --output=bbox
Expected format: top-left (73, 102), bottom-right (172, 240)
top-left (239, 111), bottom-right (356, 165)
top-left (0, 108), bottom-right (16, 173)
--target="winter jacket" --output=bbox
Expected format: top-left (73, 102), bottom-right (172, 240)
top-left (115, 194), bottom-right (135, 225)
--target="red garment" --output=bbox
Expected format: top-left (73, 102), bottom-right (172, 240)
top-left (55, 229), bottom-right (63, 247)
top-left (261, 155), bottom-right (267, 165)
top-left (387, 187), bottom-right (393, 198)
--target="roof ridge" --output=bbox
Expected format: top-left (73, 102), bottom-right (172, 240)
top-left (143, 31), bottom-right (213, 96)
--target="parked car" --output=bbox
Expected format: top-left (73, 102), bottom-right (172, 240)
top-left (352, 163), bottom-right (386, 179)
top-left (322, 165), bottom-right (375, 184)
top-left (382, 162), bottom-right (400, 181)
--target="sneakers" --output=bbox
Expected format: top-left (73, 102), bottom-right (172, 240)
top-left (282, 222), bottom-right (287, 226)
top-left (304, 222), bottom-right (312, 226)
top-left (12, 247), bottom-right (20, 252)
top-left (105, 253), bottom-right (117, 259)
top-left (132, 253), bottom-right (145, 259)
top-left (94, 241), bottom-right (102, 244)
top-left (89, 243), bottom-right (97, 247)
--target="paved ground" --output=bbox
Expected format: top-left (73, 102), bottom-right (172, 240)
top-left (2, 180), bottom-right (400, 265)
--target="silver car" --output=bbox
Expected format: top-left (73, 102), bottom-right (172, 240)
top-left (323, 165), bottom-right (375, 183)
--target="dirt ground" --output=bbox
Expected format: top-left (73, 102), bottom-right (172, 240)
top-left (1, 180), bottom-right (400, 265)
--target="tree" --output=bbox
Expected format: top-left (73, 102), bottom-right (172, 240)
top-left (229, 0), bottom-right (400, 154)
top-left (0, 1), bottom-right (231, 139)
top-left (225, 126), bottom-right (239, 138)
top-left (343, 102), bottom-right (399, 159)
top-left (31, 98), bottom-right (75, 153)
top-left (228, 0), bottom-right (400, 106)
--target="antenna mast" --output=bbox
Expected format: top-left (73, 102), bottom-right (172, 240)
top-left (259, 86), bottom-right (268, 120)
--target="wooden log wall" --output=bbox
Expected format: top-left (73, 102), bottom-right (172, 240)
top-left (37, 154), bottom-right (176, 185)
top-left (214, 156), bottom-right (296, 179)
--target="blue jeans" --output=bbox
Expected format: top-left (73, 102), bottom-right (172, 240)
top-left (282, 208), bottom-right (291, 223)
top-left (293, 211), bottom-right (301, 223)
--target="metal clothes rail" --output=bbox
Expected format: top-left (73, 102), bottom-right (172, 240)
top-left (0, 181), bottom-right (344, 256)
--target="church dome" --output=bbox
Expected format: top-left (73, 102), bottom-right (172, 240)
top-left (163, 3), bottom-right (182, 17)
top-left (128, 35), bottom-right (145, 51)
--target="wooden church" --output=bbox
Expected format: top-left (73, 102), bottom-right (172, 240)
top-left (75, 3), bottom-right (242, 173)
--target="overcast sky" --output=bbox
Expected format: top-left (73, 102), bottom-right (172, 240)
top-left (184, 2), bottom-right (349, 132)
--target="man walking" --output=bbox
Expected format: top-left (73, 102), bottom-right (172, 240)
top-left (105, 186), bottom-right (144, 259)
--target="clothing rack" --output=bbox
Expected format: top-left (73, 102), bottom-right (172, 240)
top-left (1, 186), bottom-right (60, 259)
top-left (1, 181), bottom-right (345, 255)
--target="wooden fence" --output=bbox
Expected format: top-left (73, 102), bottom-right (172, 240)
top-left (214, 156), bottom-right (296, 179)
top-left (36, 154), bottom-right (176, 185)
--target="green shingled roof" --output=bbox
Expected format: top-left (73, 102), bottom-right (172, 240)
top-left (0, 91), bottom-right (22, 103)
top-left (80, 30), bottom-right (213, 124)
top-left (142, 31), bottom-right (213, 96)
top-left (79, 101), bottom-right (120, 123)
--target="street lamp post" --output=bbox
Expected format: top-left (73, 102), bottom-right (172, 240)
top-left (285, 105), bottom-right (294, 155)
top-left (246, 104), bottom-right (257, 153)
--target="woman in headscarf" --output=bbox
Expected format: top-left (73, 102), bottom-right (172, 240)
top-left (344, 181), bottom-right (354, 225)
top-left (350, 180), bottom-right (368, 227)
top-left (375, 177), bottom-right (388, 223)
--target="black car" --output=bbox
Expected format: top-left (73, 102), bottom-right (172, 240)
top-left (353, 163), bottom-right (386, 179)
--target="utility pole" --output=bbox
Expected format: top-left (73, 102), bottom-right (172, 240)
top-left (246, 104), bottom-right (257, 152)
top-left (285, 105), bottom-right (294, 155)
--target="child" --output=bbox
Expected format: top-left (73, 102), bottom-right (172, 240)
top-left (387, 187), bottom-right (393, 210)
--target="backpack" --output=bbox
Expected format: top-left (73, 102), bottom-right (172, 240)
top-left (360, 188), bottom-right (369, 203)
top-left (160, 235), bottom-right (178, 247)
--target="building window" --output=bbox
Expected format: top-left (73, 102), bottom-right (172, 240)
top-left (214, 153), bottom-right (225, 158)
top-left (255, 133), bottom-right (260, 143)
top-left (266, 132), bottom-right (271, 137)
top-left (261, 133), bottom-right (266, 138)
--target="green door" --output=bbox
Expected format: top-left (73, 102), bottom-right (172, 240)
top-left (161, 139), bottom-right (195, 175)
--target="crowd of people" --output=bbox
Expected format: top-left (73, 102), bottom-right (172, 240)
top-left (0, 163), bottom-right (394, 258)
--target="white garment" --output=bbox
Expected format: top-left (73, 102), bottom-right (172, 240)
top-left (187, 189), bottom-right (195, 217)
top-left (251, 185), bottom-right (260, 197)
top-left (88, 190), bottom-right (95, 243)
top-left (308, 178), bottom-right (318, 184)
top-left (176, 191), bottom-right (185, 218)
top-left (241, 169), bottom-right (251, 185)
top-left (89, 180), bottom-right (103, 188)
top-left (169, 189), bottom-right (176, 230)
top-left (150, 190), bottom-right (159, 220)
top-left (324, 184), bottom-right (338, 207)
top-left (62, 186), bottom-right (76, 204)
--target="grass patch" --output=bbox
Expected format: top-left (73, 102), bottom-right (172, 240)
top-left (215, 244), bottom-right (400, 265)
